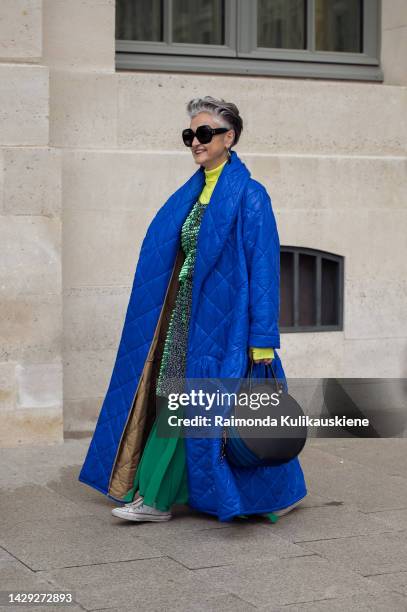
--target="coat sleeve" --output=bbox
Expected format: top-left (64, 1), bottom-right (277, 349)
top-left (243, 186), bottom-right (281, 349)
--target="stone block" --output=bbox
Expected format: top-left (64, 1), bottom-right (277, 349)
top-left (241, 154), bottom-right (407, 212)
top-left (0, 294), bottom-right (62, 360)
top-left (0, 0), bottom-right (42, 60)
top-left (43, 0), bottom-right (115, 71)
top-left (0, 407), bottom-right (63, 447)
top-left (63, 209), bottom-right (145, 287)
top-left (16, 361), bottom-right (62, 410)
top-left (345, 278), bottom-right (407, 339)
top-left (0, 362), bottom-right (17, 413)
top-left (117, 73), bottom-right (407, 155)
top-left (0, 216), bottom-right (61, 295)
top-left (50, 71), bottom-right (117, 148)
top-left (63, 349), bottom-right (115, 401)
top-left (2, 147), bottom-right (61, 216)
top-left (63, 287), bottom-right (129, 351)
top-left (61, 149), bottom-right (191, 213)
top-left (382, 26), bottom-right (407, 86)
top-left (0, 64), bottom-right (48, 146)
top-left (343, 337), bottom-right (407, 377)
top-left (382, 0), bottom-right (407, 31)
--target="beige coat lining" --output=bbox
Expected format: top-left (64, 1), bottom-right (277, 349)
top-left (109, 246), bottom-right (186, 500)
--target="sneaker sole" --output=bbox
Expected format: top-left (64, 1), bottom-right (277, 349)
top-left (273, 498), bottom-right (304, 516)
top-left (262, 497), bottom-right (306, 521)
top-left (111, 508), bottom-right (172, 522)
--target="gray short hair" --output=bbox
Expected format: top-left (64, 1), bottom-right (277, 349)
top-left (186, 96), bottom-right (243, 147)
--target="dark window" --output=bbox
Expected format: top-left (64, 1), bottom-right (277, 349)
top-left (115, 0), bottom-right (382, 81)
top-left (299, 253), bottom-right (316, 326)
top-left (321, 256), bottom-right (340, 325)
top-left (257, 0), bottom-right (306, 50)
top-left (315, 0), bottom-right (362, 53)
top-left (172, 0), bottom-right (225, 45)
top-left (116, 0), bottom-right (164, 42)
top-left (280, 251), bottom-right (294, 327)
top-left (280, 247), bottom-right (343, 332)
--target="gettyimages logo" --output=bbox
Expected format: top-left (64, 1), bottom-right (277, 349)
top-left (155, 377), bottom-right (407, 440)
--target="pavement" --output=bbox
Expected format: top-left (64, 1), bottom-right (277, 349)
top-left (1, 437), bottom-right (407, 611)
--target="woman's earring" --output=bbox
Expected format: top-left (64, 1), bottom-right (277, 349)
top-left (227, 148), bottom-right (231, 160)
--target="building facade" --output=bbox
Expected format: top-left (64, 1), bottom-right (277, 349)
top-left (0, 0), bottom-right (406, 446)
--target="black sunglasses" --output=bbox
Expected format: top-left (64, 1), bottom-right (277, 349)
top-left (182, 125), bottom-right (229, 147)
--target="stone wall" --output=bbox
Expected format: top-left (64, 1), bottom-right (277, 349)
top-left (0, 1), bottom-right (62, 445)
top-left (0, 0), bottom-right (406, 443)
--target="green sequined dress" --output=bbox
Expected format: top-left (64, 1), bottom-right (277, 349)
top-left (123, 198), bottom-right (208, 510)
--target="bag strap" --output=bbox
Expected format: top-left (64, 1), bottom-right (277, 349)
top-left (221, 354), bottom-right (284, 461)
top-left (248, 354), bottom-right (284, 395)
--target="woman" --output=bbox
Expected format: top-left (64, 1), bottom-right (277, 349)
top-left (78, 96), bottom-right (307, 523)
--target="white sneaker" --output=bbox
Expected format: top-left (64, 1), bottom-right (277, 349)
top-left (112, 502), bottom-right (172, 522)
top-left (124, 494), bottom-right (143, 508)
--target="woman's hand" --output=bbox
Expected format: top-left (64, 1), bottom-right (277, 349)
top-left (249, 347), bottom-right (274, 365)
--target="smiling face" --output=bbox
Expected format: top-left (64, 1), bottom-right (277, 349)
top-left (189, 112), bottom-right (235, 170)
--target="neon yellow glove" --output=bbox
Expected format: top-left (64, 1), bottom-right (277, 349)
top-left (250, 347), bottom-right (275, 360)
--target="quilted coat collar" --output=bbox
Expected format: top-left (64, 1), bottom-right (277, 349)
top-left (168, 150), bottom-right (251, 320)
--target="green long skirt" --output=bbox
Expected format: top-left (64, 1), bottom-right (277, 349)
top-left (122, 402), bottom-right (188, 511)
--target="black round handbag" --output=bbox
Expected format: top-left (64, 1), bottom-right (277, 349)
top-left (222, 357), bottom-right (307, 467)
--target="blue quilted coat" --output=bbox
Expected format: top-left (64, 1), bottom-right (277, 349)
top-left (78, 150), bottom-right (307, 521)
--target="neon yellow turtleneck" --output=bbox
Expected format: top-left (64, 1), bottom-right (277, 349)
top-left (199, 158), bottom-right (228, 204)
top-left (198, 158), bottom-right (274, 363)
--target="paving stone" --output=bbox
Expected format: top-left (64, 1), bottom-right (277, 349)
top-left (309, 438), bottom-right (407, 479)
top-left (138, 522), bottom-right (313, 570)
top-left (300, 531), bottom-right (407, 576)
top-left (47, 464), bottom-right (130, 520)
top-left (368, 570), bottom-right (407, 597)
top-left (0, 485), bottom-right (87, 528)
top-left (292, 491), bottom-right (342, 508)
top-left (0, 545), bottom-right (19, 569)
top-left (48, 469), bottom-right (236, 532)
top-left (0, 439), bottom-right (90, 488)
top-left (2, 437), bottom-right (407, 610)
top-left (0, 562), bottom-right (84, 611)
top-left (300, 446), bottom-right (407, 512)
top-left (90, 592), bottom-right (256, 612)
top-left (192, 555), bottom-right (387, 608)
top-left (363, 508), bottom-right (407, 530)
top-left (266, 589), bottom-right (407, 611)
top-left (0, 515), bottom-right (164, 571)
top-left (258, 504), bottom-right (394, 543)
top-left (41, 556), bottom-right (232, 611)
